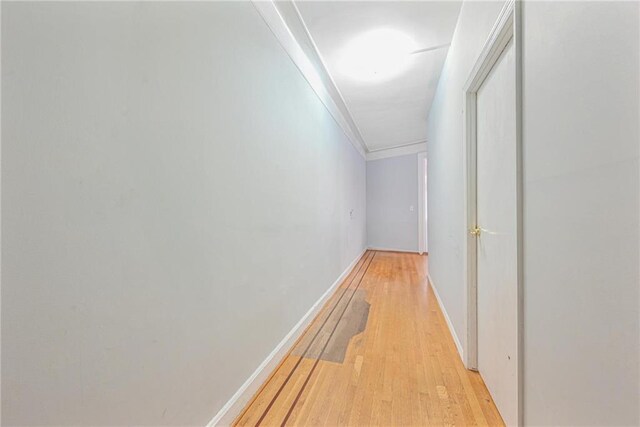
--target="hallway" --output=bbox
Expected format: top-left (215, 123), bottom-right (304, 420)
top-left (2, 2), bottom-right (638, 425)
top-left (235, 251), bottom-right (503, 426)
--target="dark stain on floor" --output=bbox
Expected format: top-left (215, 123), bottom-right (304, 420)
top-left (293, 289), bottom-right (370, 364)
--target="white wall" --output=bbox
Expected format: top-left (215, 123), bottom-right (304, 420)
top-left (427, 1), bottom-right (639, 425)
top-left (522, 2), bottom-right (638, 425)
top-left (426, 0), bottom-right (507, 356)
top-left (1, 2), bottom-right (366, 426)
top-left (366, 154), bottom-right (420, 252)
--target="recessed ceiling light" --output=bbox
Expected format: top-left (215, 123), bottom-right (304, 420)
top-left (337, 28), bottom-right (418, 83)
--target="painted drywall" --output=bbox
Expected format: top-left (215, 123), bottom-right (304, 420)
top-left (522, 2), bottom-right (638, 425)
top-left (366, 154), bottom-right (419, 252)
top-left (425, 0), bottom-right (507, 357)
top-left (427, 0), bottom-right (639, 425)
top-left (1, 2), bottom-right (366, 426)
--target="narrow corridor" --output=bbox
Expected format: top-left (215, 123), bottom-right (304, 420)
top-left (236, 251), bottom-right (504, 426)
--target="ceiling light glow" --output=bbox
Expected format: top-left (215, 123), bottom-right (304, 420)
top-left (338, 28), bottom-right (418, 83)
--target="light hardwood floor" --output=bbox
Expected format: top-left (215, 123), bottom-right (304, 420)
top-left (235, 250), bottom-right (504, 426)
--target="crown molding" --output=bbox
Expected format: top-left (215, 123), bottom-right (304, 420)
top-left (366, 140), bottom-right (427, 161)
top-left (252, 0), bottom-right (368, 158)
top-left (289, 2), bottom-right (370, 151)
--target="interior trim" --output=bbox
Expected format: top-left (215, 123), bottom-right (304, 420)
top-left (366, 140), bottom-right (427, 161)
top-left (290, 1), bottom-right (370, 151)
top-left (462, 0), bottom-right (523, 424)
top-left (367, 138), bottom-right (428, 153)
top-left (206, 248), bottom-right (367, 426)
top-left (252, 0), bottom-right (368, 158)
top-left (428, 273), bottom-right (465, 362)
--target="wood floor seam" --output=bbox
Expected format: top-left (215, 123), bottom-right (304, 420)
top-left (236, 251), bottom-right (504, 427)
top-left (280, 252), bottom-right (377, 426)
top-left (255, 251), bottom-right (375, 426)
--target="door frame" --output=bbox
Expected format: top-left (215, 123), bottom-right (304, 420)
top-left (417, 152), bottom-right (427, 254)
top-left (462, 0), bottom-right (523, 424)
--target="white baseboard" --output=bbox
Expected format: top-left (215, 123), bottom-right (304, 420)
top-left (367, 246), bottom-right (419, 254)
top-left (427, 273), bottom-right (465, 362)
top-left (206, 248), bottom-right (367, 427)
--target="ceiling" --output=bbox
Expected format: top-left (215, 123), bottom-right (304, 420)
top-left (294, 1), bottom-right (462, 153)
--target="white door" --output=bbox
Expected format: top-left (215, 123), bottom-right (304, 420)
top-left (476, 39), bottom-right (518, 426)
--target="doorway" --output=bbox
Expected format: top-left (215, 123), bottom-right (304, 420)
top-left (463, 1), bottom-right (522, 425)
top-left (418, 152), bottom-right (428, 255)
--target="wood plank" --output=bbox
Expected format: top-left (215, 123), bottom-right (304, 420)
top-left (234, 251), bottom-right (505, 426)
